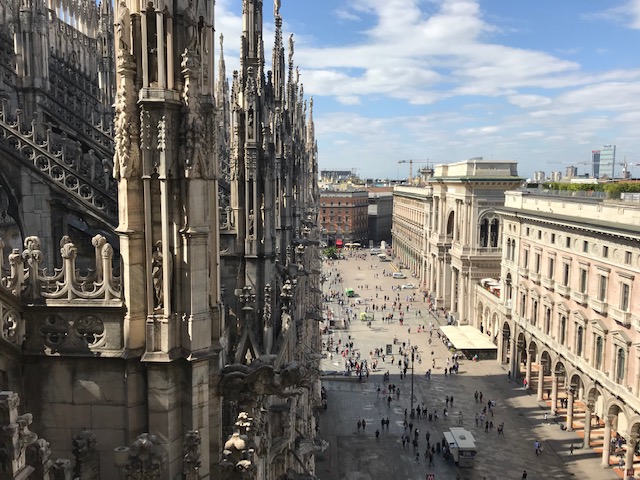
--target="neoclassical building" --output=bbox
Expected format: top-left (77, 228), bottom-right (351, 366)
top-left (392, 159), bottom-right (522, 324)
top-left (478, 188), bottom-right (640, 473)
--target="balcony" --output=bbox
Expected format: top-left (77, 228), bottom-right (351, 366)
top-left (570, 290), bottom-right (588, 305)
top-left (589, 297), bottom-right (608, 316)
top-left (529, 271), bottom-right (541, 284)
top-left (518, 267), bottom-right (529, 278)
top-left (610, 306), bottom-right (631, 326)
top-left (541, 276), bottom-right (554, 291)
top-left (556, 283), bottom-right (570, 298)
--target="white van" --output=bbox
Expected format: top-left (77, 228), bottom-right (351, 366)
top-left (392, 272), bottom-right (406, 279)
top-left (443, 427), bottom-right (477, 467)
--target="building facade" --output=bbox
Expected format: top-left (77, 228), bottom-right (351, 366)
top-left (367, 188), bottom-right (393, 245)
top-left (319, 190), bottom-right (368, 246)
top-left (391, 185), bottom-right (432, 282)
top-left (392, 160), bottom-right (522, 324)
top-left (479, 188), bottom-right (640, 472)
top-left (593, 144), bottom-right (616, 179)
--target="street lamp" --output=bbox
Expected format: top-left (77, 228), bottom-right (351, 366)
top-left (410, 346), bottom-right (417, 418)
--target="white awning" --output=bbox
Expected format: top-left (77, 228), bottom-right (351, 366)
top-left (439, 325), bottom-right (497, 350)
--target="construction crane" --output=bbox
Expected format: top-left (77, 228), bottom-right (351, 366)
top-left (397, 160), bottom-right (430, 184)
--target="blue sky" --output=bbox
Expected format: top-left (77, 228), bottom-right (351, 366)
top-left (216, 0), bottom-right (640, 180)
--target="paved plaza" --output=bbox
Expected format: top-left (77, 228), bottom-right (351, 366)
top-left (316, 251), bottom-right (619, 480)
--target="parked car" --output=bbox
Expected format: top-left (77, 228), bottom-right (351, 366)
top-left (401, 283), bottom-right (417, 289)
top-left (392, 272), bottom-right (406, 279)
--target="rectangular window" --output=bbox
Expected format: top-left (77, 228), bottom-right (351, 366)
top-left (583, 241), bottom-right (589, 253)
top-left (563, 263), bottom-right (570, 286)
top-left (625, 251), bottom-right (632, 265)
top-left (538, 231), bottom-right (542, 240)
top-left (535, 253), bottom-right (541, 273)
top-left (548, 258), bottom-right (555, 279)
top-left (551, 233), bottom-right (556, 244)
top-left (523, 250), bottom-right (529, 268)
top-left (565, 236), bottom-right (571, 248)
top-left (621, 284), bottom-right (630, 311)
top-left (526, 227), bottom-right (530, 236)
top-left (598, 275), bottom-right (607, 301)
top-left (603, 246), bottom-right (609, 258)
top-left (579, 269), bottom-right (587, 293)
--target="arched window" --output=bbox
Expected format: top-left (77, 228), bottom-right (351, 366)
top-left (490, 219), bottom-right (500, 247)
top-left (479, 218), bottom-right (489, 247)
top-left (576, 326), bottom-right (583, 356)
top-left (532, 300), bottom-right (538, 326)
top-left (506, 239), bottom-right (512, 260)
top-left (616, 348), bottom-right (626, 383)
top-left (545, 308), bottom-right (551, 335)
top-left (446, 212), bottom-right (455, 238)
top-left (595, 336), bottom-right (604, 369)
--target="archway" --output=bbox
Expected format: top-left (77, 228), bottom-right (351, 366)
top-left (516, 332), bottom-right (526, 378)
top-left (446, 211), bottom-right (455, 238)
top-left (550, 360), bottom-right (567, 414)
top-left (500, 321), bottom-right (511, 364)
top-left (477, 301), bottom-right (484, 332)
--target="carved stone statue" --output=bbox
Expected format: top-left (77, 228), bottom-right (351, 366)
top-left (116, 1), bottom-right (131, 53)
top-left (274, 0), bottom-right (281, 17)
top-left (151, 240), bottom-right (172, 309)
top-left (184, 0), bottom-right (198, 51)
top-left (219, 363), bottom-right (303, 402)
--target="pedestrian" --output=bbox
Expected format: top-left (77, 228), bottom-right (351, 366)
top-left (381, 418), bottom-right (385, 430)
top-left (450, 395), bottom-right (454, 406)
top-left (415, 451), bottom-right (420, 462)
top-left (362, 419), bottom-right (366, 430)
top-left (534, 440), bottom-right (541, 456)
top-left (375, 429), bottom-right (380, 440)
top-left (569, 443), bottom-right (574, 455)
top-left (385, 417), bottom-right (390, 429)
top-left (544, 412), bottom-right (548, 424)
top-left (485, 420), bottom-right (489, 432)
top-left (357, 420), bottom-right (361, 431)
top-left (522, 471), bottom-right (528, 479)
top-left (474, 390), bottom-right (478, 402)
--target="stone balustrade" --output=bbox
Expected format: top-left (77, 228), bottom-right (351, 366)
top-left (0, 234), bottom-right (121, 303)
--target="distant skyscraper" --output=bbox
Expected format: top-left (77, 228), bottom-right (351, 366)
top-left (533, 171), bottom-right (546, 182)
top-left (593, 145), bottom-right (616, 178)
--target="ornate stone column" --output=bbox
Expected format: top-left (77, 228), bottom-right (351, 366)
top-left (525, 352), bottom-right (532, 389)
top-left (509, 332), bottom-right (517, 377)
top-left (537, 359), bottom-right (544, 401)
top-left (625, 438), bottom-right (637, 477)
top-left (583, 403), bottom-right (593, 449)
top-left (551, 374), bottom-right (558, 415)
top-left (566, 388), bottom-right (575, 431)
top-left (601, 415), bottom-right (614, 467)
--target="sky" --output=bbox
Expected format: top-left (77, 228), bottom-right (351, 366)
top-left (215, 0), bottom-right (640, 181)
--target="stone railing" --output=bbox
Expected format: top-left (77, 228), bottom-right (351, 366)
top-left (0, 235), bottom-right (121, 303)
top-left (0, 100), bottom-right (117, 224)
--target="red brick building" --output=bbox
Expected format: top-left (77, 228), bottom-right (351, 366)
top-left (319, 190), bottom-right (369, 246)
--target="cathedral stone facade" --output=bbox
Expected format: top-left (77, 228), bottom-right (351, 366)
top-left (0, 0), bottom-right (322, 479)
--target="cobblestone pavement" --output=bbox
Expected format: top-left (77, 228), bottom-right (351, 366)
top-left (316, 252), bottom-right (617, 480)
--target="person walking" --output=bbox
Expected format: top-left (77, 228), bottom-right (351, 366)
top-left (569, 443), bottom-right (574, 455)
top-left (522, 471), bottom-right (528, 479)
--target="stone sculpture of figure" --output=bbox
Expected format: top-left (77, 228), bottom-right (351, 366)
top-left (184, 0), bottom-right (198, 50)
top-left (151, 240), bottom-right (172, 309)
top-left (117, 1), bottom-right (131, 53)
top-left (248, 209), bottom-right (254, 237)
top-left (274, 0), bottom-right (281, 17)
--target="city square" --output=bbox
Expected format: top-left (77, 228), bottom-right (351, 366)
top-left (317, 250), bottom-right (619, 480)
